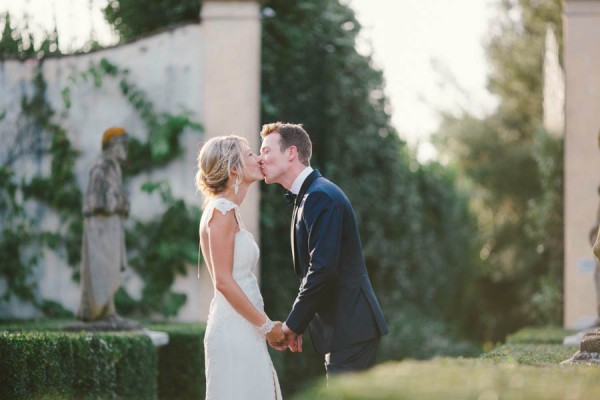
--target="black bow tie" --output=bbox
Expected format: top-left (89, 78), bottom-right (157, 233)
top-left (284, 191), bottom-right (297, 205)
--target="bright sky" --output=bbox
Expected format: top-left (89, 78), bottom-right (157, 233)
top-left (0, 0), bottom-right (498, 160)
top-left (349, 0), bottom-right (498, 159)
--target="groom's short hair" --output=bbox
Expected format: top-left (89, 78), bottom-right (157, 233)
top-left (260, 122), bottom-right (312, 166)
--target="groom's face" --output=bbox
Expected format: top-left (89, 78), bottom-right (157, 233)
top-left (260, 132), bottom-right (288, 185)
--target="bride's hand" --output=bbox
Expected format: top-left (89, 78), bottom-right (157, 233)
top-left (266, 321), bottom-right (287, 346)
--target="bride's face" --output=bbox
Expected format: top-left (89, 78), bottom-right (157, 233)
top-left (241, 144), bottom-right (263, 183)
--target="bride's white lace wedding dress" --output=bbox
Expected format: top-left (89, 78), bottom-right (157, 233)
top-left (202, 197), bottom-right (282, 400)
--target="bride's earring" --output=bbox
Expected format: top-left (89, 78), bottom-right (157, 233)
top-left (233, 177), bottom-right (240, 195)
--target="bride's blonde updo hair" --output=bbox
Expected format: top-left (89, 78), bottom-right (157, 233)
top-left (195, 135), bottom-right (248, 205)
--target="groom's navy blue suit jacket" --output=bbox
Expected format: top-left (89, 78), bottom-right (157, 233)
top-left (285, 170), bottom-right (388, 355)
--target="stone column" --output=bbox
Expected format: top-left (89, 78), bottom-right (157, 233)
top-left (563, 0), bottom-right (600, 327)
top-left (200, 0), bottom-right (262, 256)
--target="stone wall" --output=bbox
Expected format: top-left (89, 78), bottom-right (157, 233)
top-left (0, 1), bottom-right (261, 322)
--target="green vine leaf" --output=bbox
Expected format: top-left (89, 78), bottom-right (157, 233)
top-left (99, 58), bottom-right (119, 76)
top-left (61, 87), bottom-right (71, 109)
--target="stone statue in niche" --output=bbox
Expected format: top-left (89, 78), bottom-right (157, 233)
top-left (75, 126), bottom-right (138, 329)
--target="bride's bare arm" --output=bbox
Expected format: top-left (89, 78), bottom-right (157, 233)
top-left (208, 209), bottom-right (284, 343)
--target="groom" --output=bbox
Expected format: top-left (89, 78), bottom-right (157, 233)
top-left (259, 122), bottom-right (388, 377)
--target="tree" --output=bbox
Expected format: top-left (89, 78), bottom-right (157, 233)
top-left (103, 0), bottom-right (200, 42)
top-left (260, 0), bottom-right (481, 393)
top-left (0, 12), bottom-right (60, 60)
top-left (433, 0), bottom-right (563, 338)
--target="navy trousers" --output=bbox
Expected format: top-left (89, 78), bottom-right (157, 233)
top-left (324, 336), bottom-right (381, 380)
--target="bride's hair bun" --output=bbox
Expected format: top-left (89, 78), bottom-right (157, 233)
top-left (195, 135), bottom-right (248, 204)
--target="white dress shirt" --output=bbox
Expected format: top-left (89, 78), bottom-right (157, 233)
top-left (290, 166), bottom-right (314, 194)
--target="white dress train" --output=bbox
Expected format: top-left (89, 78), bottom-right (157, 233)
top-left (202, 197), bottom-right (282, 400)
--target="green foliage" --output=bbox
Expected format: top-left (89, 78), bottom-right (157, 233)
top-left (0, 330), bottom-right (157, 400)
top-left (260, 0), bottom-right (482, 394)
top-left (39, 300), bottom-right (75, 319)
top-left (1, 55), bottom-right (202, 317)
top-left (148, 322), bottom-right (206, 400)
top-left (0, 13), bottom-right (60, 60)
top-left (481, 344), bottom-right (574, 365)
top-left (0, 167), bottom-right (39, 302)
top-left (526, 130), bottom-right (564, 324)
top-left (433, 0), bottom-right (564, 338)
top-left (486, 0), bottom-right (562, 134)
top-left (21, 69), bottom-right (82, 212)
top-left (379, 307), bottom-right (481, 363)
top-left (122, 182), bottom-right (201, 317)
top-left (0, 66), bottom-right (82, 305)
top-left (0, 222), bottom-right (38, 302)
top-left (0, 320), bottom-right (206, 400)
top-left (0, 13), bottom-right (23, 58)
top-left (505, 326), bottom-right (575, 345)
top-left (294, 358), bottom-right (600, 400)
top-left (62, 58), bottom-right (203, 175)
top-left (103, 0), bottom-right (200, 42)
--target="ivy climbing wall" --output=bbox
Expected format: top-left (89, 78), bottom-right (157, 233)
top-left (0, 2), bottom-right (262, 322)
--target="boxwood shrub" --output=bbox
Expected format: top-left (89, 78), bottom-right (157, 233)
top-left (0, 319), bottom-right (206, 399)
top-left (148, 322), bottom-right (206, 400)
top-left (0, 330), bottom-right (157, 399)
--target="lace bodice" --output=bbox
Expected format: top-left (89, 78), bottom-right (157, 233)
top-left (201, 197), bottom-right (259, 283)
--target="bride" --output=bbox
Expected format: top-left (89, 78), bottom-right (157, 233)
top-left (196, 135), bottom-right (284, 399)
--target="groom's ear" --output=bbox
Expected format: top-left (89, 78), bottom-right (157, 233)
top-left (287, 145), bottom-right (298, 161)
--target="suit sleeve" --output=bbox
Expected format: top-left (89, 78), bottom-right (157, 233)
top-left (285, 191), bottom-right (342, 334)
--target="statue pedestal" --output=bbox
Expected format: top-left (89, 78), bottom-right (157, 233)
top-left (562, 328), bottom-right (600, 365)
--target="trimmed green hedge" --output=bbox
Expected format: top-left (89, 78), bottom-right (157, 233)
top-left (293, 359), bottom-right (600, 400)
top-left (148, 323), bottom-right (206, 400)
top-left (0, 319), bottom-right (206, 399)
top-left (0, 330), bottom-right (157, 400)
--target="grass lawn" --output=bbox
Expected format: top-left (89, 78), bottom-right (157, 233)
top-left (293, 326), bottom-right (598, 399)
top-left (293, 358), bottom-right (600, 400)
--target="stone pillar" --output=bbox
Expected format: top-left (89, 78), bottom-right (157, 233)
top-left (199, 0), bottom-right (262, 258)
top-left (563, 0), bottom-right (600, 328)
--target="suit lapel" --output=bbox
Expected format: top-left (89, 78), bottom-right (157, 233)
top-left (291, 170), bottom-right (321, 277)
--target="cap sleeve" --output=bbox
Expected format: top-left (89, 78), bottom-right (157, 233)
top-left (213, 198), bottom-right (237, 215)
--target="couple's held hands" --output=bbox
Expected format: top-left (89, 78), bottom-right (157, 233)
top-left (265, 321), bottom-right (287, 347)
top-left (264, 322), bottom-right (302, 352)
top-left (282, 323), bottom-right (303, 353)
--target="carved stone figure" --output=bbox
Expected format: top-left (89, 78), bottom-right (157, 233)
top-left (76, 127), bottom-right (130, 323)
